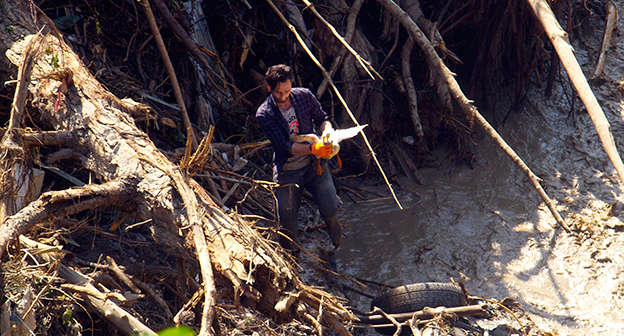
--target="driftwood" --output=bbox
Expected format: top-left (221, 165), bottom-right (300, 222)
top-left (527, 0), bottom-right (624, 186)
top-left (0, 1), bottom-right (355, 335)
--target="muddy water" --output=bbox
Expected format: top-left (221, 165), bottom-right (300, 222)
top-left (335, 6), bottom-right (624, 333)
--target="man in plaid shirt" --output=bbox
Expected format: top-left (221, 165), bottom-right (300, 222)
top-left (256, 64), bottom-right (343, 250)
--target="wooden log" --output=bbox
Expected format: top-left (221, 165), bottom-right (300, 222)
top-left (0, 29), bottom-right (44, 224)
top-left (527, 0), bottom-right (624, 185)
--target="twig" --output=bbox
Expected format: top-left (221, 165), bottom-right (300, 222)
top-left (468, 296), bottom-right (527, 336)
top-left (371, 307), bottom-right (402, 336)
top-left (336, 186), bottom-right (366, 200)
top-left (276, 231), bottom-right (326, 264)
top-left (221, 181), bottom-right (241, 204)
top-left (302, 311), bottom-right (324, 336)
top-left (316, 296), bottom-right (324, 336)
top-left (61, 283), bottom-right (127, 303)
top-left (266, 0), bottom-right (403, 209)
top-left (106, 256), bottom-right (141, 294)
top-left (174, 287), bottom-right (204, 325)
top-left (296, 258), bottom-right (367, 288)
top-left (196, 169), bottom-right (279, 187)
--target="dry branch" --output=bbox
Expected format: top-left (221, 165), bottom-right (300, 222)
top-left (399, 0), bottom-right (453, 112)
top-left (527, 0), bottom-right (624, 186)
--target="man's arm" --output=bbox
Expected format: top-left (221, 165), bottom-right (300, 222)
top-left (291, 142), bottom-right (313, 155)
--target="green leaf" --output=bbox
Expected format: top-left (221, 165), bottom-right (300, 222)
top-left (157, 326), bottom-right (196, 336)
top-left (51, 55), bottom-right (60, 69)
top-left (61, 307), bottom-right (75, 325)
top-left (133, 326), bottom-right (195, 336)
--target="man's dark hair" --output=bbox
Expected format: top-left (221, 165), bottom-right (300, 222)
top-left (265, 64), bottom-right (294, 91)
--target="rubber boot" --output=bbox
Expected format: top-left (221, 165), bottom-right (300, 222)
top-left (324, 215), bottom-right (343, 248)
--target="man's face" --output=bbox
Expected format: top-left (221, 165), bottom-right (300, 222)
top-left (270, 79), bottom-right (292, 105)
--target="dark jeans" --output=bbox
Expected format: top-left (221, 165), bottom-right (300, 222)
top-left (275, 159), bottom-right (339, 249)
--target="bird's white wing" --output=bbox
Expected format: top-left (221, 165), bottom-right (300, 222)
top-left (328, 124), bottom-right (367, 143)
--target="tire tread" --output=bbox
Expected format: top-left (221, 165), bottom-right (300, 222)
top-left (371, 282), bottom-right (467, 314)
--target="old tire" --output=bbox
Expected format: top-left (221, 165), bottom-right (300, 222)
top-left (370, 282), bottom-right (467, 335)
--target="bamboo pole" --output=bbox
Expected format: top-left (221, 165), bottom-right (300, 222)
top-left (527, 0), bottom-right (624, 186)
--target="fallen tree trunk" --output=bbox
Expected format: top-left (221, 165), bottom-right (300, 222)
top-left (0, 1), bottom-right (354, 334)
top-left (527, 0), bottom-right (624, 186)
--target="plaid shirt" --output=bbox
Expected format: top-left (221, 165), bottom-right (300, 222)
top-left (256, 88), bottom-right (329, 180)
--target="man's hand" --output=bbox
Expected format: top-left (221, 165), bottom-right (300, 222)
top-left (311, 142), bottom-right (333, 157)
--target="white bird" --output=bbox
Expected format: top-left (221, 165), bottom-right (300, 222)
top-left (294, 124), bottom-right (367, 173)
